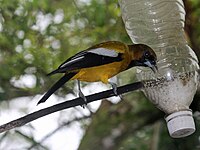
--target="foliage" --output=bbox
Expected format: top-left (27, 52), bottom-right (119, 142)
top-left (0, 0), bottom-right (129, 101)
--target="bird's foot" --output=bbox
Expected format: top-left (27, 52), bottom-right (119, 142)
top-left (77, 80), bottom-right (87, 108)
top-left (79, 90), bottom-right (87, 108)
top-left (109, 82), bottom-right (123, 100)
top-left (109, 82), bottom-right (118, 96)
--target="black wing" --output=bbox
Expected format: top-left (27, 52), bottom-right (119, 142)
top-left (48, 48), bottom-right (123, 76)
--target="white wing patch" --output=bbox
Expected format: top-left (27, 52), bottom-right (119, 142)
top-left (59, 48), bottom-right (119, 69)
top-left (88, 48), bottom-right (118, 57)
top-left (59, 56), bottom-right (84, 68)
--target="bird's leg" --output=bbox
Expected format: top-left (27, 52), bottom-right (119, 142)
top-left (109, 81), bottom-right (118, 95)
top-left (108, 81), bottom-right (123, 100)
top-left (77, 80), bottom-right (87, 107)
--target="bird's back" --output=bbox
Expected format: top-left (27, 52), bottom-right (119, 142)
top-left (88, 41), bottom-right (129, 53)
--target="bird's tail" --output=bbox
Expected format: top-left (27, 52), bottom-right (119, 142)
top-left (47, 69), bottom-right (60, 76)
top-left (37, 72), bottom-right (77, 105)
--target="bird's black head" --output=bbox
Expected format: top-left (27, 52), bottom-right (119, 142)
top-left (128, 44), bottom-right (158, 73)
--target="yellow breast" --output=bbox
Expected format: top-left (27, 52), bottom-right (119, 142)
top-left (71, 54), bottom-right (131, 84)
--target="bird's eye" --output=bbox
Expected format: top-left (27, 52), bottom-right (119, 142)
top-left (144, 51), bottom-right (151, 58)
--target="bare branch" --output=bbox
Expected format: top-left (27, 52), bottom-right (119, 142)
top-left (0, 81), bottom-right (144, 133)
top-left (28, 115), bottom-right (91, 150)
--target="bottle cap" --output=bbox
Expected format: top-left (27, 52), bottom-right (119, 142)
top-left (165, 110), bottom-right (195, 138)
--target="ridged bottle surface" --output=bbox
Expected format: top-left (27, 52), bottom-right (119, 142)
top-left (119, 0), bottom-right (199, 114)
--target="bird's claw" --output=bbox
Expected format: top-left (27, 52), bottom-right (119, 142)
top-left (109, 82), bottom-right (118, 96)
top-left (109, 82), bottom-right (123, 100)
top-left (79, 90), bottom-right (87, 108)
top-left (77, 80), bottom-right (87, 108)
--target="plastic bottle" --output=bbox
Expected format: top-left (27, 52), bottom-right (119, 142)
top-left (119, 0), bottom-right (199, 138)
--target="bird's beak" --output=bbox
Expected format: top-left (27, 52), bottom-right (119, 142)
top-left (151, 65), bottom-right (158, 73)
top-left (144, 61), bottom-right (158, 73)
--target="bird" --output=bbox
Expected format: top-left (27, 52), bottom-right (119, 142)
top-left (37, 41), bottom-right (157, 105)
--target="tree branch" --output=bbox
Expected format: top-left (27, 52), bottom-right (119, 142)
top-left (0, 81), bottom-right (144, 133)
top-left (28, 115), bottom-right (91, 150)
top-left (1, 69), bottom-right (200, 134)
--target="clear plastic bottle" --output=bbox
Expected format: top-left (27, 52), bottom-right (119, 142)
top-left (119, 0), bottom-right (199, 138)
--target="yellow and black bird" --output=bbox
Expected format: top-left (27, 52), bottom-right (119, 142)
top-left (37, 41), bottom-right (157, 105)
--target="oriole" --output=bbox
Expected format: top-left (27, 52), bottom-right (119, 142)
top-left (37, 41), bottom-right (157, 105)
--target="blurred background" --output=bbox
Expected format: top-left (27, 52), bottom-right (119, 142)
top-left (0, 0), bottom-right (200, 149)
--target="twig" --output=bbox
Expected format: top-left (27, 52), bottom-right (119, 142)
top-left (28, 115), bottom-right (91, 150)
top-left (0, 81), bottom-right (144, 133)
